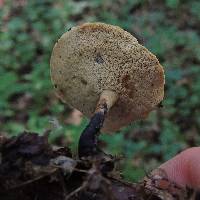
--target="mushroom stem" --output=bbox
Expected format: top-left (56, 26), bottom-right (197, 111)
top-left (96, 90), bottom-right (118, 112)
top-left (78, 90), bottom-right (118, 158)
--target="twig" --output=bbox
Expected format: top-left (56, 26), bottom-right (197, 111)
top-left (65, 181), bottom-right (87, 200)
top-left (8, 168), bottom-right (58, 190)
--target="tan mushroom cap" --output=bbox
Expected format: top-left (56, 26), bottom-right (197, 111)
top-left (50, 22), bottom-right (164, 132)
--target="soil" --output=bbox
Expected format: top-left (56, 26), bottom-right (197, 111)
top-left (0, 132), bottom-right (194, 200)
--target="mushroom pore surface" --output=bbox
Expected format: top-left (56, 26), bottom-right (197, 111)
top-left (50, 22), bottom-right (165, 132)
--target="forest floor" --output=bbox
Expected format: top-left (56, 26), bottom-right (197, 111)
top-left (0, 132), bottom-right (196, 200)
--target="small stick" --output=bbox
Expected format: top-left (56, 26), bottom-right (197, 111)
top-left (78, 90), bottom-right (118, 158)
top-left (65, 181), bottom-right (87, 200)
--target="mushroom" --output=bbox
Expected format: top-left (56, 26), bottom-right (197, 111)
top-left (50, 22), bottom-right (164, 157)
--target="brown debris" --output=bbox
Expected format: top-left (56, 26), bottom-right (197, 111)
top-left (0, 132), bottom-right (194, 200)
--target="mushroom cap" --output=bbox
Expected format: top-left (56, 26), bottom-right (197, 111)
top-left (50, 22), bottom-right (164, 132)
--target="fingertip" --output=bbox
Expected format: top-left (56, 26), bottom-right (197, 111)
top-left (184, 147), bottom-right (200, 188)
top-left (158, 147), bottom-right (200, 189)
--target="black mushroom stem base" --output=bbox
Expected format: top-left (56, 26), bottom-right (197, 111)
top-left (78, 90), bottom-right (118, 159)
top-left (78, 101), bottom-right (108, 158)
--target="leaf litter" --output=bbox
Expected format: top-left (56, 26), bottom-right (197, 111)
top-left (0, 132), bottom-right (197, 200)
